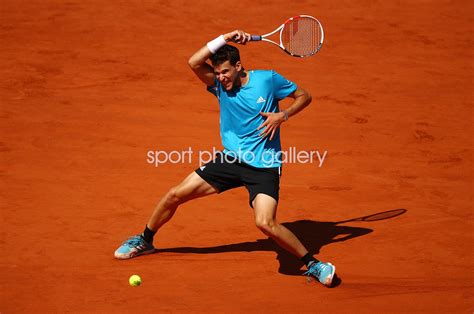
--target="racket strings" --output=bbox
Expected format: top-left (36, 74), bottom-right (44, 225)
top-left (282, 17), bottom-right (323, 57)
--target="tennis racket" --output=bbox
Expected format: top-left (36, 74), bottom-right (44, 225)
top-left (250, 15), bottom-right (324, 57)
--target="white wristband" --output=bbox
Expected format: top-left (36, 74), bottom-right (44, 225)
top-left (207, 35), bottom-right (227, 54)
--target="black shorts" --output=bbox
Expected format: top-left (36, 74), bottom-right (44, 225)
top-left (195, 152), bottom-right (281, 208)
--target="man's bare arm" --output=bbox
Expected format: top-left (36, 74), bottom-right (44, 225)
top-left (258, 87), bottom-right (312, 140)
top-left (187, 30), bottom-right (251, 86)
top-left (188, 46), bottom-right (215, 86)
top-left (284, 87), bottom-right (313, 118)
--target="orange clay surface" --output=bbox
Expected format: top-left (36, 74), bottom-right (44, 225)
top-left (1, 0), bottom-right (472, 313)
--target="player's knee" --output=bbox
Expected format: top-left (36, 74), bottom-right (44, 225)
top-left (255, 218), bottom-right (277, 236)
top-left (165, 187), bottom-right (182, 205)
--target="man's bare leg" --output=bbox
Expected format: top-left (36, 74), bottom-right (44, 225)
top-left (252, 193), bottom-right (308, 258)
top-left (114, 172), bottom-right (217, 259)
top-left (147, 172), bottom-right (217, 232)
top-left (252, 193), bottom-right (336, 286)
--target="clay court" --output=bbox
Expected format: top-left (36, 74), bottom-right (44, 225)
top-left (1, 0), bottom-right (472, 312)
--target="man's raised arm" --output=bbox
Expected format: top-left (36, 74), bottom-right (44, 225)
top-left (187, 30), bottom-right (250, 86)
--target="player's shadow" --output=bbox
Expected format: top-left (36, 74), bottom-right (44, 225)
top-left (155, 219), bottom-right (374, 281)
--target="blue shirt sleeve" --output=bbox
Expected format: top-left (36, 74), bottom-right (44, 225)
top-left (271, 71), bottom-right (297, 100)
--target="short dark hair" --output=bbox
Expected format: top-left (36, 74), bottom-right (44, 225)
top-left (210, 44), bottom-right (240, 66)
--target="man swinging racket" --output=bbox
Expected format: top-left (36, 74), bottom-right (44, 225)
top-left (114, 29), bottom-right (336, 287)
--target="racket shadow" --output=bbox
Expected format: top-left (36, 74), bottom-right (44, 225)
top-left (153, 217), bottom-right (386, 276)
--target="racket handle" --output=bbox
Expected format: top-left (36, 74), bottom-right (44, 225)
top-left (250, 35), bottom-right (262, 41)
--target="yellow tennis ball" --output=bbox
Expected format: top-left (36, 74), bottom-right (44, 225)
top-left (129, 275), bottom-right (142, 287)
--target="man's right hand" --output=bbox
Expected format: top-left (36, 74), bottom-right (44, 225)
top-left (223, 30), bottom-right (251, 45)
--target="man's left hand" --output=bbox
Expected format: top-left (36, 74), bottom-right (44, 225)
top-left (257, 112), bottom-right (286, 140)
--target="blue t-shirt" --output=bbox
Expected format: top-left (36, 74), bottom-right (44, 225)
top-left (207, 70), bottom-right (297, 168)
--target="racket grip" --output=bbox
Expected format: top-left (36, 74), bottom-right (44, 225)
top-left (250, 35), bottom-right (262, 41)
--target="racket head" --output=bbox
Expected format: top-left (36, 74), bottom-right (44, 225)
top-left (280, 15), bottom-right (324, 57)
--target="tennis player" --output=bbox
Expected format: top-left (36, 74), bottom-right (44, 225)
top-left (115, 30), bottom-right (336, 287)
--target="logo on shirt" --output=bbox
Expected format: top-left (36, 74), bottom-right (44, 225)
top-left (256, 96), bottom-right (266, 104)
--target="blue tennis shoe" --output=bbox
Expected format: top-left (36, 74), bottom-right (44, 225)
top-left (114, 235), bottom-right (155, 259)
top-left (303, 261), bottom-right (336, 287)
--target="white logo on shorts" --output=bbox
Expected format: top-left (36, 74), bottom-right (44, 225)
top-left (200, 166), bottom-right (206, 171)
top-left (256, 96), bottom-right (266, 104)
